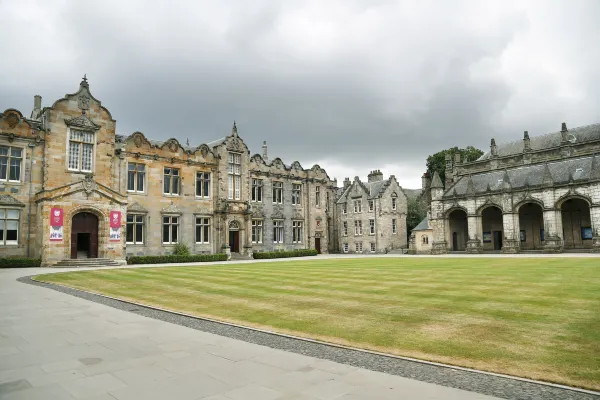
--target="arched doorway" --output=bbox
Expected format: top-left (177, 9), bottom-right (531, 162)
top-left (518, 203), bottom-right (544, 250)
top-left (448, 209), bottom-right (467, 251)
top-left (482, 206), bottom-right (503, 251)
top-left (71, 212), bottom-right (98, 259)
top-left (228, 220), bottom-right (240, 253)
top-left (561, 198), bottom-right (592, 249)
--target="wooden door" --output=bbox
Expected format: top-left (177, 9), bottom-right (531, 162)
top-left (315, 238), bottom-right (321, 254)
top-left (232, 232), bottom-right (240, 252)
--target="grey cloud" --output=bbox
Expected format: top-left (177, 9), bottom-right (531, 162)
top-left (1, 0), bottom-right (599, 188)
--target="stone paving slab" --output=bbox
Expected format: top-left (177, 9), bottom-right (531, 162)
top-left (1, 264), bottom-right (598, 400)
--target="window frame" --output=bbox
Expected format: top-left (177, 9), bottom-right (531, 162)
top-left (369, 219), bottom-right (375, 235)
top-left (195, 172), bottom-right (211, 199)
top-left (272, 181), bottom-right (283, 204)
top-left (342, 221), bottom-right (348, 236)
top-left (343, 243), bottom-right (349, 253)
top-left (273, 220), bottom-right (284, 243)
top-left (342, 203), bottom-right (347, 214)
top-left (368, 200), bottom-right (374, 212)
top-left (163, 167), bottom-right (180, 196)
top-left (251, 179), bottom-right (263, 202)
top-left (353, 200), bottom-right (362, 213)
top-left (354, 220), bottom-right (362, 235)
top-left (127, 162), bottom-right (146, 193)
top-left (392, 196), bottom-right (397, 210)
top-left (315, 186), bottom-right (320, 207)
top-left (252, 219), bottom-right (263, 243)
top-left (227, 152), bottom-right (242, 200)
top-left (292, 184), bottom-right (302, 206)
top-left (125, 214), bottom-right (145, 244)
top-left (162, 215), bottom-right (180, 244)
top-left (0, 208), bottom-right (20, 246)
top-left (392, 218), bottom-right (397, 234)
top-left (355, 241), bottom-right (363, 252)
top-left (195, 216), bottom-right (211, 244)
top-left (67, 129), bottom-right (95, 173)
top-left (292, 221), bottom-right (303, 243)
top-left (0, 145), bottom-right (23, 183)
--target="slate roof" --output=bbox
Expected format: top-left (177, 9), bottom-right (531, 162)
top-left (412, 217), bottom-right (430, 231)
top-left (336, 178), bottom-right (397, 203)
top-left (207, 137), bottom-right (226, 147)
top-left (478, 123), bottom-right (600, 160)
top-left (445, 154), bottom-right (600, 197)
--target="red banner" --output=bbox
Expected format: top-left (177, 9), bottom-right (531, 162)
top-left (110, 211), bottom-right (121, 228)
top-left (50, 207), bottom-right (63, 227)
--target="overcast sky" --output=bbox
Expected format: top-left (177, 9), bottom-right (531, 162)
top-left (1, 0), bottom-right (599, 188)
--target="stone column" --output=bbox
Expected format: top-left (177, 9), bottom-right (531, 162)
top-left (466, 215), bottom-right (482, 253)
top-left (590, 205), bottom-right (600, 253)
top-left (501, 212), bottom-right (519, 253)
top-left (542, 209), bottom-right (563, 253)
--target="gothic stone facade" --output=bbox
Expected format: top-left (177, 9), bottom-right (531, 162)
top-left (335, 170), bottom-right (408, 253)
top-left (428, 123), bottom-right (600, 254)
top-left (0, 78), bottom-right (337, 266)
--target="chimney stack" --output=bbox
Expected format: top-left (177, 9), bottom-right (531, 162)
top-left (367, 169), bottom-right (384, 182)
top-left (490, 138), bottom-right (498, 157)
top-left (523, 131), bottom-right (530, 151)
top-left (421, 172), bottom-right (430, 190)
top-left (262, 140), bottom-right (268, 162)
top-left (343, 177), bottom-right (351, 189)
top-left (561, 122), bottom-right (568, 142)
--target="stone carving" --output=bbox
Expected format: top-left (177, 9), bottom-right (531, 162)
top-left (77, 94), bottom-right (90, 111)
top-left (133, 134), bottom-right (143, 148)
top-left (161, 201), bottom-right (182, 214)
top-left (168, 140), bottom-right (178, 152)
top-left (0, 194), bottom-right (25, 207)
top-left (127, 202), bottom-right (148, 214)
top-left (64, 114), bottom-right (100, 131)
top-left (199, 145), bottom-right (209, 158)
top-left (82, 175), bottom-right (96, 194)
top-left (5, 113), bottom-right (19, 128)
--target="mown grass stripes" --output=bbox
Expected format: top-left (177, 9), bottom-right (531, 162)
top-left (36, 257), bottom-right (600, 390)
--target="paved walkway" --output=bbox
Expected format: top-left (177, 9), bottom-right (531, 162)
top-left (0, 265), bottom-right (506, 400)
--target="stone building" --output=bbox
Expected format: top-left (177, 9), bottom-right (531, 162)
top-left (408, 216), bottom-right (433, 254)
top-left (335, 171), bottom-right (408, 253)
top-left (0, 77), bottom-right (337, 266)
top-left (428, 123), bottom-right (600, 253)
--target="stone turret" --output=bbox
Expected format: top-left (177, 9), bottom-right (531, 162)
top-left (430, 171), bottom-right (444, 200)
top-left (367, 169), bottom-right (384, 182)
top-left (343, 177), bottom-right (351, 189)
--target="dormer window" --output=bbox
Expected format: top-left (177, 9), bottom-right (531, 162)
top-left (68, 130), bottom-right (94, 172)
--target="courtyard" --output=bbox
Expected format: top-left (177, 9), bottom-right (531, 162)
top-left (36, 257), bottom-right (600, 391)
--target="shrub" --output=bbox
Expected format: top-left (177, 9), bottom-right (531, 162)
top-left (172, 243), bottom-right (191, 256)
top-left (0, 258), bottom-right (41, 268)
top-left (127, 254), bottom-right (227, 265)
top-left (253, 249), bottom-right (318, 259)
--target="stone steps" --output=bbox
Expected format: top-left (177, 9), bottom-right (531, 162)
top-left (52, 258), bottom-right (122, 268)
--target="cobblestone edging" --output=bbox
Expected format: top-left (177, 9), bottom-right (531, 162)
top-left (20, 276), bottom-right (600, 400)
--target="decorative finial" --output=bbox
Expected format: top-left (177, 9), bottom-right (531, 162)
top-left (524, 131), bottom-right (529, 140)
top-left (80, 74), bottom-right (89, 88)
top-left (491, 138), bottom-right (496, 146)
top-left (186, 138), bottom-right (190, 146)
top-left (561, 122), bottom-right (567, 132)
top-left (232, 121), bottom-right (238, 137)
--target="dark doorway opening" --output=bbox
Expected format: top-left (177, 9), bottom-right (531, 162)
top-left (71, 212), bottom-right (98, 259)
top-left (493, 231), bottom-right (503, 250)
top-left (315, 238), bottom-right (321, 254)
top-left (448, 209), bottom-right (467, 251)
top-left (561, 198), bottom-right (592, 249)
top-left (229, 230), bottom-right (240, 253)
top-left (452, 232), bottom-right (458, 251)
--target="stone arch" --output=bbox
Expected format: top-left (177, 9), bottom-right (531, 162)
top-left (445, 205), bottom-right (468, 218)
top-left (481, 205), bottom-right (503, 251)
top-left (64, 206), bottom-right (107, 260)
top-left (477, 202), bottom-right (504, 216)
top-left (447, 208), bottom-right (468, 251)
top-left (554, 192), bottom-right (592, 209)
top-left (228, 220), bottom-right (241, 230)
top-left (560, 197), bottom-right (592, 249)
top-left (518, 202), bottom-right (545, 250)
top-left (514, 197), bottom-right (545, 213)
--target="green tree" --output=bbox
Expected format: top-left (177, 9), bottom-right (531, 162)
top-left (426, 146), bottom-right (484, 187)
top-left (406, 196), bottom-right (426, 239)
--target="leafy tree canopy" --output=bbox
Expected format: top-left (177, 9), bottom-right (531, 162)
top-left (426, 146), bottom-right (484, 187)
top-left (406, 196), bottom-right (426, 239)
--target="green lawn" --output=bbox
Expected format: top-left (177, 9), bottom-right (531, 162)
top-left (36, 258), bottom-right (600, 390)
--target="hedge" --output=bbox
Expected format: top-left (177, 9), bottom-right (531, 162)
top-left (253, 249), bottom-right (318, 259)
top-left (127, 254), bottom-right (227, 265)
top-left (0, 258), bottom-right (41, 268)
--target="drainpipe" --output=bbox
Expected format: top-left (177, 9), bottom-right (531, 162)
top-left (305, 179), bottom-right (310, 250)
top-left (374, 198), bottom-right (378, 253)
top-left (26, 142), bottom-right (35, 258)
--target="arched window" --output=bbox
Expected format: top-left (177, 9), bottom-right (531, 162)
top-left (422, 235), bottom-right (428, 244)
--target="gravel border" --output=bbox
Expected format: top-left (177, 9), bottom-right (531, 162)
top-left (19, 275), bottom-right (599, 400)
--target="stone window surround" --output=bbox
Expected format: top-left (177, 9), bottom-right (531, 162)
top-left (126, 162), bottom-right (146, 194)
top-left (125, 213), bottom-right (145, 245)
top-left (163, 167), bottom-right (180, 196)
top-left (195, 171), bottom-right (211, 199)
top-left (354, 220), bottom-right (362, 235)
top-left (342, 221), bottom-right (348, 236)
top-left (292, 183), bottom-right (302, 206)
top-left (353, 199), bottom-right (362, 213)
top-left (292, 220), bottom-right (303, 243)
top-left (392, 219), bottom-right (397, 234)
top-left (195, 215), bottom-right (210, 244)
top-left (272, 181), bottom-right (283, 204)
top-left (368, 200), bottom-right (374, 212)
top-left (273, 219), bottom-right (284, 243)
top-left (162, 214), bottom-right (180, 245)
top-left (0, 208), bottom-right (19, 246)
top-left (0, 145), bottom-right (23, 183)
top-left (251, 219), bottom-right (263, 243)
top-left (66, 128), bottom-right (95, 173)
top-left (369, 219), bottom-right (375, 235)
top-left (251, 178), bottom-right (263, 202)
